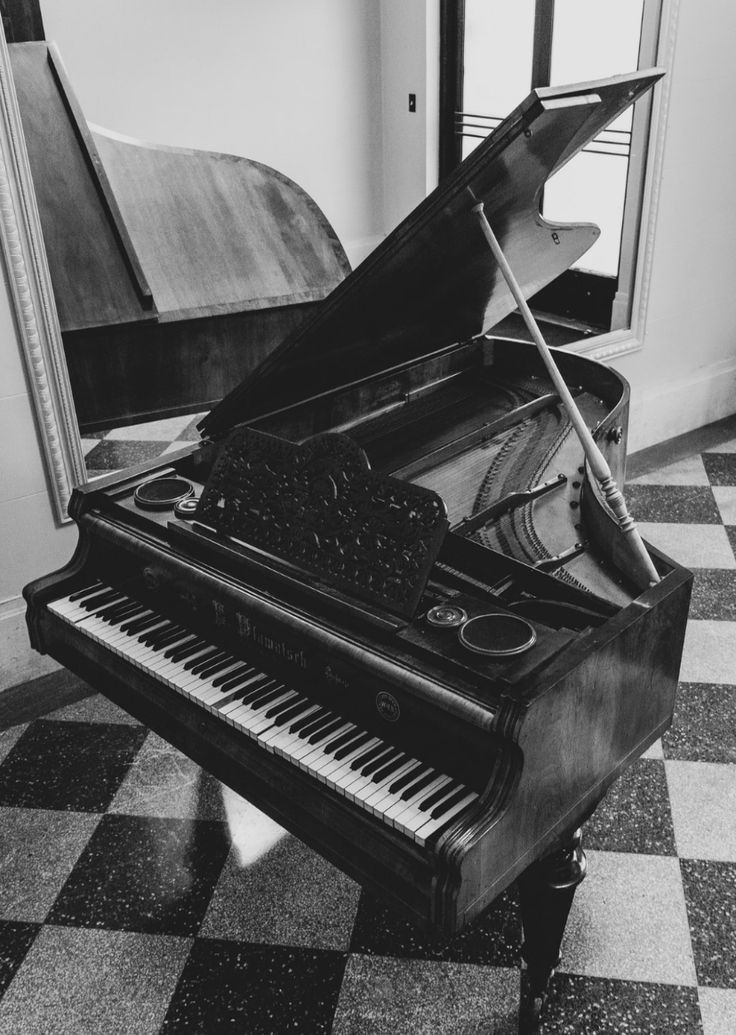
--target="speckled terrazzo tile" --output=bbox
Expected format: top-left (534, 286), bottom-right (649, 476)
top-left (349, 885), bottom-right (521, 967)
top-left (679, 621), bottom-right (736, 685)
top-left (539, 974), bottom-right (702, 1034)
top-left (666, 761), bottom-right (736, 862)
top-left (105, 415), bottom-right (194, 441)
top-left (627, 455), bottom-right (710, 486)
top-left (47, 814), bottom-right (229, 936)
top-left (637, 523), bottom-right (735, 569)
top-left (0, 920), bottom-right (39, 998)
top-left (0, 926), bottom-right (191, 1035)
top-left (559, 851), bottom-right (696, 986)
top-left (109, 732), bottom-right (226, 820)
top-left (0, 720), bottom-right (147, 811)
top-left (624, 484), bottom-right (720, 523)
top-left (45, 692), bottom-right (141, 725)
top-left (83, 439), bottom-right (170, 473)
top-left (0, 724), bottom-right (26, 765)
top-left (664, 683), bottom-right (736, 763)
top-left (173, 414), bottom-right (206, 443)
top-left (200, 833), bottom-right (361, 951)
top-left (698, 987), bottom-right (736, 1035)
top-left (0, 808), bottom-right (99, 922)
top-left (332, 954), bottom-right (519, 1035)
top-left (712, 486), bottom-right (736, 524)
top-left (726, 526), bottom-right (736, 561)
top-left (160, 937), bottom-right (346, 1034)
top-left (703, 453), bottom-right (736, 486)
top-left (689, 570), bottom-right (736, 620)
top-left (680, 859), bottom-right (736, 988)
top-left (583, 759), bottom-right (676, 855)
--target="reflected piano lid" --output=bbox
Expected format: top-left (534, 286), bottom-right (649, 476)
top-left (199, 69), bottom-right (663, 440)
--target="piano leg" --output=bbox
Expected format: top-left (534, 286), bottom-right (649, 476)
top-left (517, 828), bottom-right (587, 1034)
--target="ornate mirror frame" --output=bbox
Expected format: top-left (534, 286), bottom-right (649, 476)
top-left (0, 25), bottom-right (85, 524)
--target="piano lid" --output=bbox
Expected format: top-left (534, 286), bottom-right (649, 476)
top-left (200, 69), bottom-right (663, 440)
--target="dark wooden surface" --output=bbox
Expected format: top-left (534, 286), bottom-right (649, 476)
top-left (202, 70), bottom-right (661, 437)
top-left (9, 42), bottom-right (350, 430)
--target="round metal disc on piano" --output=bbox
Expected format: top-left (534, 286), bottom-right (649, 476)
top-left (134, 477), bottom-right (193, 510)
top-left (458, 613), bottom-right (536, 656)
top-left (426, 604), bottom-right (468, 628)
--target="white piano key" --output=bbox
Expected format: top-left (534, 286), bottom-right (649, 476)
top-left (413, 791), bottom-right (479, 846)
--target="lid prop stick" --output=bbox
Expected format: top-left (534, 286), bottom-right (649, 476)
top-left (471, 200), bottom-right (660, 587)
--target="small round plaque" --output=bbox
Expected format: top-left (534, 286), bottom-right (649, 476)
top-left (426, 604), bottom-right (468, 629)
top-left (458, 613), bottom-right (536, 657)
top-left (134, 477), bottom-right (193, 511)
top-left (376, 691), bottom-right (400, 722)
top-left (174, 495), bottom-right (200, 519)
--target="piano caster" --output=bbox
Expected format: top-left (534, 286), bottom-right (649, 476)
top-left (517, 828), bottom-right (587, 1034)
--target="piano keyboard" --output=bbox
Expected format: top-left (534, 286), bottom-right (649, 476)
top-left (48, 583), bottom-right (479, 847)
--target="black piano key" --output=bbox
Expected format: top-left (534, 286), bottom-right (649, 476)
top-left (305, 716), bottom-right (343, 744)
top-left (186, 648), bottom-right (226, 673)
top-left (399, 769), bottom-right (437, 801)
top-left (388, 763), bottom-right (423, 795)
top-left (429, 786), bottom-right (470, 820)
top-left (142, 623), bottom-right (183, 647)
top-left (289, 709), bottom-right (329, 736)
top-left (247, 685), bottom-right (287, 711)
top-left (218, 667), bottom-right (262, 693)
top-left (122, 612), bottom-right (163, 634)
top-left (264, 695), bottom-right (304, 721)
top-left (349, 743), bottom-right (386, 772)
top-left (359, 747), bottom-right (396, 778)
top-left (213, 677), bottom-right (273, 710)
top-left (371, 753), bottom-right (408, 784)
top-left (68, 582), bottom-right (103, 602)
top-left (163, 636), bottom-right (202, 660)
top-left (196, 655), bottom-right (237, 680)
top-left (332, 732), bottom-right (371, 760)
top-left (149, 628), bottom-right (189, 651)
top-left (212, 663), bottom-right (253, 688)
top-left (80, 588), bottom-right (121, 611)
top-left (297, 709), bottom-right (331, 737)
top-left (419, 781), bottom-right (459, 813)
top-left (101, 601), bottom-right (143, 623)
top-left (229, 677), bottom-right (276, 706)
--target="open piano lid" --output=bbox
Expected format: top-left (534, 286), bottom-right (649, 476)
top-left (200, 69), bottom-right (662, 440)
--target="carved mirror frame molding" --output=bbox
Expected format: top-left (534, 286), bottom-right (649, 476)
top-left (0, 26), bottom-right (84, 524)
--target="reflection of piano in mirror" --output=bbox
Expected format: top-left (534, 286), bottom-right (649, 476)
top-left (8, 42), bottom-right (350, 432)
top-left (25, 69), bottom-right (691, 1022)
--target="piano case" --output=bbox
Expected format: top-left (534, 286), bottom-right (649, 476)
top-left (25, 68), bottom-right (691, 1011)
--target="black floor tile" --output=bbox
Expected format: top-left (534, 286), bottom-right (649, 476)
top-left (539, 974), bottom-right (702, 1034)
top-left (0, 720), bottom-right (147, 812)
top-left (680, 858), bottom-right (736, 988)
top-left (583, 759), bottom-right (676, 854)
top-left (47, 814), bottom-right (230, 936)
top-left (0, 921), bottom-right (39, 998)
top-left (702, 452), bottom-right (736, 486)
top-left (664, 683), bottom-right (736, 763)
top-left (160, 937), bottom-right (346, 1034)
top-left (624, 484), bottom-right (721, 523)
top-left (349, 886), bottom-right (521, 967)
top-left (726, 525), bottom-right (736, 561)
top-left (84, 439), bottom-right (170, 473)
top-left (689, 569), bottom-right (736, 620)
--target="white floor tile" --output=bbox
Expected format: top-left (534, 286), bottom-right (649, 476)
top-left (639, 523), bottom-right (735, 569)
top-left (712, 486), bottom-right (736, 525)
top-left (629, 456), bottom-right (710, 486)
top-left (699, 987), bottom-right (736, 1035)
top-left (666, 760), bottom-right (736, 862)
top-left (680, 621), bottom-right (736, 684)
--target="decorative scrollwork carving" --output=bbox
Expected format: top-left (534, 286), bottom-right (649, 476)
top-left (196, 430), bottom-right (448, 617)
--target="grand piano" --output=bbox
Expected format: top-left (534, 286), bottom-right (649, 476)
top-left (9, 42), bottom-right (350, 431)
top-left (25, 69), bottom-right (691, 1024)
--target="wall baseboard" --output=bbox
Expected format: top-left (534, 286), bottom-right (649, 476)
top-left (628, 356), bottom-right (736, 453)
top-left (0, 597), bottom-right (60, 693)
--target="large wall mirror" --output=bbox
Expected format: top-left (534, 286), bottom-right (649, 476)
top-left (0, 0), bottom-right (386, 522)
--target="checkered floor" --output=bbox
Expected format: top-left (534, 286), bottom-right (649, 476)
top-left (1, 427), bottom-right (735, 1033)
top-left (81, 413), bottom-right (206, 480)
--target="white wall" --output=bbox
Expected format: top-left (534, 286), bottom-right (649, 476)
top-left (613, 0), bottom-right (736, 449)
top-left (41, 0), bottom-right (385, 265)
